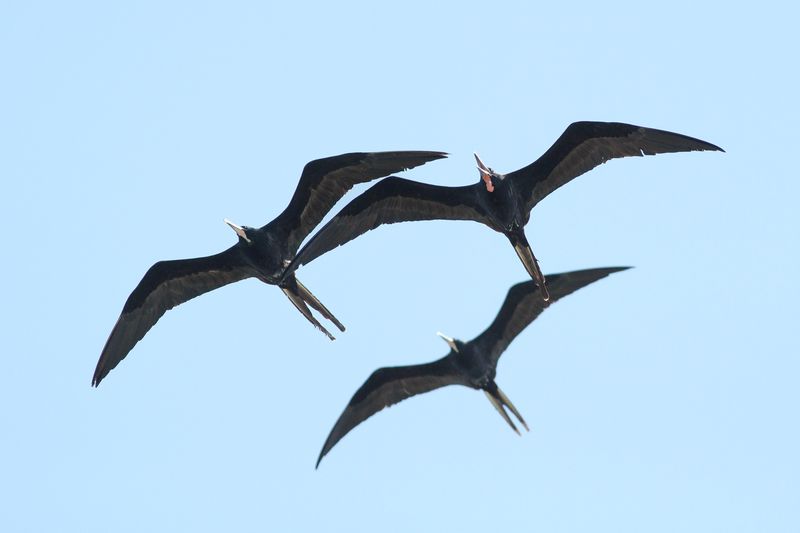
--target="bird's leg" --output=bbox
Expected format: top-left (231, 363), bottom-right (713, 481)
top-left (484, 383), bottom-right (529, 434)
top-left (509, 231), bottom-right (550, 301)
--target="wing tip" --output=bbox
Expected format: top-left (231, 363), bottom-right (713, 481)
top-left (401, 150), bottom-right (449, 167)
top-left (569, 120), bottom-right (725, 154)
top-left (389, 150), bottom-right (448, 163)
top-left (316, 436), bottom-right (338, 469)
top-left (642, 125), bottom-right (725, 154)
top-left (91, 363), bottom-right (106, 387)
top-left (681, 137), bottom-right (724, 154)
top-left (577, 265), bottom-right (634, 279)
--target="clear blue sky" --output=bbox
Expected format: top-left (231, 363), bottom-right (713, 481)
top-left (2, 1), bottom-right (798, 531)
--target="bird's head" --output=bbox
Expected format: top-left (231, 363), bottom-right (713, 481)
top-left (224, 219), bottom-right (254, 244)
top-left (436, 331), bottom-right (464, 354)
top-left (474, 153), bottom-right (500, 193)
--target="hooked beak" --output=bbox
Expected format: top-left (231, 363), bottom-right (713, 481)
top-left (224, 218), bottom-right (251, 243)
top-left (474, 153), bottom-right (494, 193)
top-left (483, 384), bottom-right (529, 435)
top-left (436, 331), bottom-right (459, 353)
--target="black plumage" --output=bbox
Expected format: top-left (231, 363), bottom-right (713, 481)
top-left (286, 122), bottom-right (722, 300)
top-left (93, 151), bottom-right (446, 386)
top-left (316, 266), bottom-right (630, 467)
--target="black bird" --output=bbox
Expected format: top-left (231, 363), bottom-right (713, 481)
top-left (316, 266), bottom-right (630, 467)
top-left (286, 122), bottom-right (721, 300)
top-left (92, 151), bottom-right (446, 386)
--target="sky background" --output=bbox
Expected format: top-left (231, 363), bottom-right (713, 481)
top-left (2, 1), bottom-right (798, 531)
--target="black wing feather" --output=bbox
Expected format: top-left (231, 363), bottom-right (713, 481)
top-left (274, 151), bottom-right (447, 255)
top-left (289, 177), bottom-right (491, 272)
top-left (507, 121), bottom-right (723, 210)
top-left (472, 267), bottom-right (631, 368)
top-left (92, 246), bottom-right (253, 386)
top-left (317, 356), bottom-right (464, 467)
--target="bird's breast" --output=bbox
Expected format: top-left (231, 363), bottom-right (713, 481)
top-left (458, 352), bottom-right (495, 387)
top-left (244, 243), bottom-right (288, 284)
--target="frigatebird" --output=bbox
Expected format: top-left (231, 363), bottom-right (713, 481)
top-left (316, 266), bottom-right (630, 467)
top-left (285, 122), bottom-right (721, 300)
top-left (92, 151), bottom-right (446, 386)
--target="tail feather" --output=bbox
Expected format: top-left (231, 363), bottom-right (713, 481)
top-left (293, 278), bottom-right (345, 332)
top-left (281, 277), bottom-right (336, 340)
top-left (484, 382), bottom-right (529, 434)
top-left (280, 274), bottom-right (344, 339)
top-left (509, 231), bottom-right (549, 301)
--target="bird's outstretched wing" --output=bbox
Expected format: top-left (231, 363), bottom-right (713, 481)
top-left (317, 356), bottom-right (463, 467)
top-left (93, 246), bottom-right (252, 386)
top-left (472, 267), bottom-right (631, 368)
top-left (287, 177), bottom-right (491, 274)
top-left (507, 121), bottom-right (723, 211)
top-left (274, 151), bottom-right (447, 255)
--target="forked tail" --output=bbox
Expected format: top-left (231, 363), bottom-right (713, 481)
top-left (483, 381), bottom-right (529, 435)
top-left (280, 274), bottom-right (345, 340)
top-left (509, 231), bottom-right (550, 301)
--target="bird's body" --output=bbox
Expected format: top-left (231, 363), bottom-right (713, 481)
top-left (231, 227), bottom-right (288, 283)
top-left (286, 122), bottom-right (723, 299)
top-left (92, 150), bottom-right (446, 386)
top-left (316, 266), bottom-right (631, 467)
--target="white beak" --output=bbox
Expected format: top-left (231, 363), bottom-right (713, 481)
top-left (474, 153), bottom-right (495, 192)
top-left (474, 153), bottom-right (491, 175)
top-left (224, 218), bottom-right (251, 243)
top-left (436, 331), bottom-right (459, 353)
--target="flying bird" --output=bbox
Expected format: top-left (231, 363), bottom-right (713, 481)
top-left (285, 122), bottom-right (722, 300)
top-left (92, 150), bottom-right (446, 386)
top-left (316, 266), bottom-right (630, 467)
